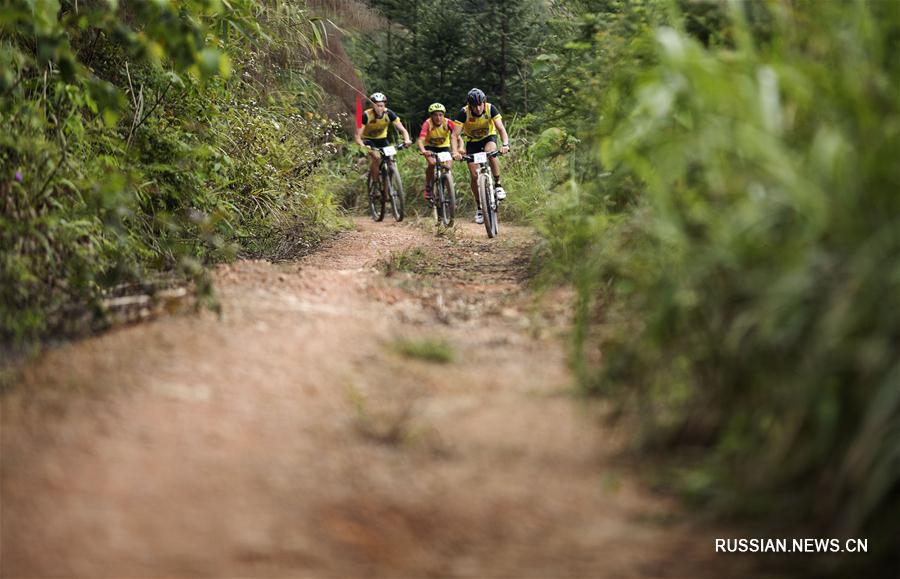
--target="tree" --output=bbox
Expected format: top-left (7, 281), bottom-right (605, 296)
top-left (349, 0), bottom-right (549, 122)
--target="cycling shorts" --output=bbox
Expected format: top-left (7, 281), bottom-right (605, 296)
top-left (364, 138), bottom-right (391, 149)
top-left (465, 135), bottom-right (498, 155)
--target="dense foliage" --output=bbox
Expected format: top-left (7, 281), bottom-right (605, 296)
top-left (346, 0), bottom-right (551, 122)
top-left (528, 0), bottom-right (899, 573)
top-left (1, 0), bottom-right (345, 342)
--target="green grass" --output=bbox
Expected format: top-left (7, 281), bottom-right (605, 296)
top-left (391, 338), bottom-right (455, 364)
top-left (378, 247), bottom-right (431, 276)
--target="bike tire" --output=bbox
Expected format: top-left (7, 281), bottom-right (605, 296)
top-left (478, 172), bottom-right (496, 238)
top-left (388, 162), bottom-right (405, 222)
top-left (488, 189), bottom-right (499, 237)
top-left (433, 177), bottom-right (443, 224)
top-left (440, 173), bottom-right (455, 227)
top-left (368, 174), bottom-right (385, 222)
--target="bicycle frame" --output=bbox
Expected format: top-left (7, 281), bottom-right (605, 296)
top-left (372, 143), bottom-right (405, 177)
top-left (369, 143), bottom-right (407, 222)
top-left (426, 150), bottom-right (456, 226)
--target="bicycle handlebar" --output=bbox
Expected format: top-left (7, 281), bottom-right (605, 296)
top-left (413, 148), bottom-right (506, 162)
top-left (367, 142), bottom-right (409, 155)
top-left (460, 150), bottom-right (504, 163)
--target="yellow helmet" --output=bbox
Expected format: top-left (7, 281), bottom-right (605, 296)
top-left (428, 102), bottom-right (446, 113)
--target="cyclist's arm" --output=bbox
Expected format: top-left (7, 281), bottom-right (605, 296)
top-left (417, 120), bottom-right (429, 155)
top-left (355, 111), bottom-right (370, 148)
top-left (393, 118), bottom-right (412, 145)
top-left (494, 116), bottom-right (510, 153)
top-left (451, 122), bottom-right (463, 159)
top-left (353, 127), bottom-right (366, 147)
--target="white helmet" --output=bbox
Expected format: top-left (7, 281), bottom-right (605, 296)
top-left (370, 92), bottom-right (387, 103)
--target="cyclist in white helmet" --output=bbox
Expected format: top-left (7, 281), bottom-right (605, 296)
top-left (354, 92), bottom-right (412, 185)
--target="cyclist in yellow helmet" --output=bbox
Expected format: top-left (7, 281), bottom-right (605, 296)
top-left (451, 88), bottom-right (510, 224)
top-left (416, 102), bottom-right (463, 200)
top-left (354, 92), bottom-right (412, 185)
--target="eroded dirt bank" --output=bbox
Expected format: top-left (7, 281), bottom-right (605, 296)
top-left (1, 217), bottom-right (755, 578)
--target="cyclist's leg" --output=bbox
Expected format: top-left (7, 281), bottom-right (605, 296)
top-left (466, 138), bottom-right (485, 207)
top-left (425, 151), bottom-right (436, 197)
top-left (467, 163), bottom-right (479, 207)
top-left (485, 136), bottom-right (499, 176)
top-left (484, 136), bottom-right (505, 199)
top-left (364, 139), bottom-right (386, 184)
top-left (369, 154), bottom-right (381, 183)
top-left (427, 146), bottom-right (450, 198)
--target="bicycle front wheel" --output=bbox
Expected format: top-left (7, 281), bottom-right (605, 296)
top-left (368, 174), bottom-right (385, 222)
top-left (433, 176), bottom-right (443, 224)
top-left (388, 162), bottom-right (405, 222)
top-left (478, 172), bottom-right (496, 238)
top-left (440, 173), bottom-right (455, 227)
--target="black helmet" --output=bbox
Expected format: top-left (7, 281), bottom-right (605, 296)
top-left (467, 88), bottom-right (486, 105)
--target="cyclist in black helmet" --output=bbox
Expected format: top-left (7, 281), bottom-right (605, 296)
top-left (451, 88), bottom-right (510, 224)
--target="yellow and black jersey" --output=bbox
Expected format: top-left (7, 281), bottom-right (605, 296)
top-left (418, 118), bottom-right (457, 148)
top-left (361, 108), bottom-right (400, 139)
top-left (454, 103), bottom-right (501, 142)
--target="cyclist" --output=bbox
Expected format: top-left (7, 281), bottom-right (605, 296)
top-left (416, 102), bottom-right (462, 200)
top-left (354, 92), bottom-right (412, 185)
top-left (450, 88), bottom-right (510, 224)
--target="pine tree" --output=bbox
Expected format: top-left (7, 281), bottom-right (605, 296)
top-left (352, 0), bottom-right (549, 122)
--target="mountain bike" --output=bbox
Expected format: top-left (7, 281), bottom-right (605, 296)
top-left (426, 150), bottom-right (456, 227)
top-left (366, 143), bottom-right (407, 222)
top-left (462, 150), bottom-right (503, 238)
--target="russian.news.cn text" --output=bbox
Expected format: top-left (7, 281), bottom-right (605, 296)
top-left (715, 538), bottom-right (867, 554)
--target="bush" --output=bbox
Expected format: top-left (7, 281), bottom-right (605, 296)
top-left (0, 0), bottom-right (348, 342)
top-left (536, 0), bottom-right (900, 573)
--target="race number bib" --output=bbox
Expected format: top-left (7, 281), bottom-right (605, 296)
top-left (436, 151), bottom-right (452, 162)
top-left (473, 152), bottom-right (487, 164)
top-left (382, 145), bottom-right (397, 156)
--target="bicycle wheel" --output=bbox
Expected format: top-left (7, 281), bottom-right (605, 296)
top-left (478, 172), bottom-right (496, 238)
top-left (488, 187), bottom-right (499, 237)
top-left (432, 177), bottom-right (443, 224)
top-left (388, 162), bottom-right (405, 222)
top-left (367, 174), bottom-right (385, 222)
top-left (440, 172), bottom-right (455, 227)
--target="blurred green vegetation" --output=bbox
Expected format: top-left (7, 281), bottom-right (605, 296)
top-left (521, 0), bottom-right (899, 574)
top-left (392, 337), bottom-right (454, 364)
top-left (1, 0), bottom-right (348, 342)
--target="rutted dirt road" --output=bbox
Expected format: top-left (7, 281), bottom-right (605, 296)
top-left (1, 217), bottom-right (755, 578)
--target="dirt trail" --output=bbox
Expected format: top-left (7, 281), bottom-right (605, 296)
top-left (1, 217), bottom-right (755, 578)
